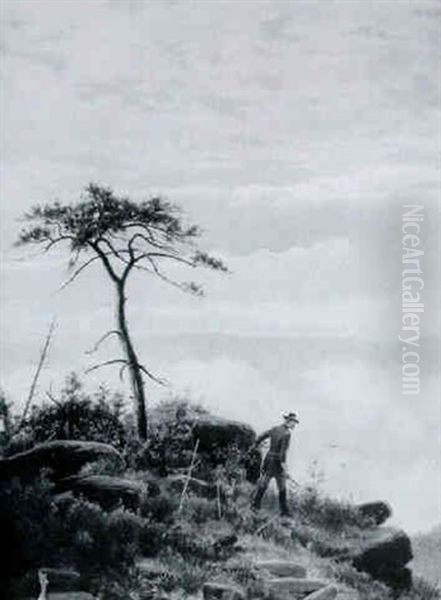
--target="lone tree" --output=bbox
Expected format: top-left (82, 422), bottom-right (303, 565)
top-left (16, 183), bottom-right (227, 440)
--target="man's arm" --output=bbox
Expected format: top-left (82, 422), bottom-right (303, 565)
top-left (279, 432), bottom-right (291, 470)
top-left (255, 428), bottom-right (272, 446)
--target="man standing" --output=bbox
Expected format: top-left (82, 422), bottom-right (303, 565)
top-left (251, 412), bottom-right (299, 517)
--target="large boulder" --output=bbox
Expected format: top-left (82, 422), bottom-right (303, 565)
top-left (56, 474), bottom-right (159, 510)
top-left (352, 527), bottom-right (413, 593)
top-left (0, 440), bottom-right (123, 481)
top-left (192, 416), bottom-right (255, 452)
top-left (357, 501), bottom-right (392, 525)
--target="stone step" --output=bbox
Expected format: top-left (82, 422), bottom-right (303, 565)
top-left (304, 585), bottom-right (338, 600)
top-left (266, 578), bottom-right (328, 595)
top-left (203, 582), bottom-right (246, 600)
top-left (255, 559), bottom-right (306, 578)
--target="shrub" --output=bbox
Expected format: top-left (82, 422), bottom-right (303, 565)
top-left (19, 374), bottom-right (127, 450)
top-left (156, 552), bottom-right (211, 594)
top-left (289, 485), bottom-right (373, 531)
top-left (140, 489), bottom-right (177, 523)
top-left (0, 473), bottom-right (146, 597)
top-left (179, 495), bottom-right (218, 524)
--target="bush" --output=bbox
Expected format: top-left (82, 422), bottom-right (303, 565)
top-left (289, 485), bottom-right (373, 531)
top-left (0, 473), bottom-right (146, 597)
top-left (16, 374), bottom-right (128, 451)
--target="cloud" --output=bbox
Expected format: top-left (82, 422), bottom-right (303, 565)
top-left (163, 354), bottom-right (440, 532)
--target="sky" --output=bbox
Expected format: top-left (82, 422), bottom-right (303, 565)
top-left (0, 0), bottom-right (440, 533)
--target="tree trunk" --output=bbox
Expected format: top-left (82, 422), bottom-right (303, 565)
top-left (116, 283), bottom-right (148, 440)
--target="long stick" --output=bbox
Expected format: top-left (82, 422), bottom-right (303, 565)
top-left (16, 318), bottom-right (56, 432)
top-left (177, 438), bottom-right (200, 514)
top-left (255, 515), bottom-right (278, 536)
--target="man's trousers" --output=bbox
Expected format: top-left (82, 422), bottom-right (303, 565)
top-left (251, 457), bottom-right (290, 516)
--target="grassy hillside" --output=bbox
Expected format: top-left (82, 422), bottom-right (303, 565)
top-left (411, 526), bottom-right (441, 588)
top-left (1, 390), bottom-right (439, 600)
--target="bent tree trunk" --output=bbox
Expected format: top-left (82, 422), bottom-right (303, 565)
top-left (116, 283), bottom-right (148, 440)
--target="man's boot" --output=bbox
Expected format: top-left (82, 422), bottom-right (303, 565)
top-left (279, 489), bottom-right (291, 517)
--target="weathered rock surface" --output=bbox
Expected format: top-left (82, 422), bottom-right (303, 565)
top-left (266, 578), bottom-right (327, 595)
top-left (255, 559), bottom-right (306, 578)
top-left (57, 474), bottom-right (158, 509)
top-left (352, 527), bottom-right (413, 593)
top-left (0, 440), bottom-right (123, 481)
top-left (193, 416), bottom-right (255, 451)
top-left (203, 582), bottom-right (246, 600)
top-left (357, 501), bottom-right (392, 525)
top-left (305, 585), bottom-right (338, 600)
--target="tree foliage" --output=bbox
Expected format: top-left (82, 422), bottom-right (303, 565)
top-left (16, 184), bottom-right (227, 440)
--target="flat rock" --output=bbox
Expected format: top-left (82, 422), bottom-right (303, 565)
top-left (255, 559), bottom-right (306, 578)
top-left (266, 578), bottom-right (327, 595)
top-left (203, 582), bottom-right (245, 600)
top-left (304, 585), bottom-right (338, 600)
top-left (193, 417), bottom-right (255, 452)
top-left (57, 474), bottom-right (158, 510)
top-left (0, 440), bottom-right (123, 481)
top-left (357, 501), bottom-right (392, 525)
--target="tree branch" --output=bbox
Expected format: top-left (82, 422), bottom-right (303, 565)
top-left (58, 254), bottom-right (103, 290)
top-left (137, 363), bottom-right (167, 386)
top-left (85, 359), bottom-right (128, 374)
top-left (92, 242), bottom-right (120, 283)
top-left (85, 330), bottom-right (122, 355)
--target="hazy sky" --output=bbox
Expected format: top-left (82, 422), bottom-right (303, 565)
top-left (1, 0), bottom-right (440, 533)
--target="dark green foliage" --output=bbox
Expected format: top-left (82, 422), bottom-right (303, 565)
top-left (0, 473), bottom-right (145, 597)
top-left (8, 374), bottom-right (127, 452)
top-left (140, 489), bottom-right (177, 523)
top-left (16, 184), bottom-right (202, 252)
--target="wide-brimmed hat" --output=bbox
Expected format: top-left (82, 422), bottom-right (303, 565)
top-left (283, 411), bottom-right (299, 423)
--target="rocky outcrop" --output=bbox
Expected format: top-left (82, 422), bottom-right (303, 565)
top-left (57, 474), bottom-right (159, 510)
top-left (192, 416), bottom-right (255, 452)
top-left (357, 501), bottom-right (392, 525)
top-left (0, 440), bottom-right (123, 481)
top-left (352, 527), bottom-right (413, 593)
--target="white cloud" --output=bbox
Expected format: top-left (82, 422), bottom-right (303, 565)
top-left (162, 354), bottom-right (441, 533)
